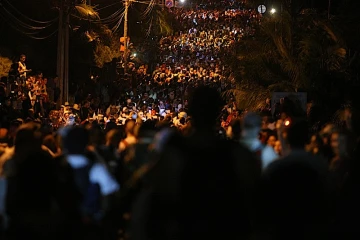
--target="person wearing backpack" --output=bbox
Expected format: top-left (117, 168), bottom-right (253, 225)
top-left (60, 126), bottom-right (120, 239)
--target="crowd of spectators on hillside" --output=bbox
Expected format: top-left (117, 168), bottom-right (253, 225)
top-left (2, 1), bottom-right (360, 239)
top-left (1, 0), bottom-right (261, 130)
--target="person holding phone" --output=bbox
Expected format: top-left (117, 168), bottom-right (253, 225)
top-left (17, 54), bottom-right (31, 79)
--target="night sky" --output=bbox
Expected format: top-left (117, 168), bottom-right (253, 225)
top-left (0, 0), bottom-right (120, 76)
top-left (0, 0), bottom-right (61, 76)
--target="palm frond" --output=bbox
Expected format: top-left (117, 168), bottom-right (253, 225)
top-left (94, 44), bottom-right (113, 68)
top-left (317, 21), bottom-right (338, 43)
top-left (74, 4), bottom-right (100, 20)
top-left (0, 56), bottom-right (12, 77)
top-left (156, 9), bottom-right (173, 36)
top-left (223, 87), bottom-right (270, 111)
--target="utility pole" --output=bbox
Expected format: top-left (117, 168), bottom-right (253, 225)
top-left (123, 0), bottom-right (129, 75)
top-left (64, 12), bottom-right (69, 102)
top-left (328, 0), bottom-right (331, 19)
top-left (56, 1), bottom-right (64, 106)
top-left (56, 0), bottom-right (70, 105)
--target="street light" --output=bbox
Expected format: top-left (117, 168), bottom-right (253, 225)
top-left (270, 8), bottom-right (276, 14)
top-left (179, 0), bottom-right (185, 3)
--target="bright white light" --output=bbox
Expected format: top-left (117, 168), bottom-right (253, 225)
top-left (179, 0), bottom-right (185, 3)
top-left (132, 53), bottom-right (137, 57)
top-left (270, 8), bottom-right (276, 14)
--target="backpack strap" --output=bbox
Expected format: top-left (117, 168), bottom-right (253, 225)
top-left (254, 144), bottom-right (266, 169)
top-left (69, 155), bottom-right (101, 219)
top-left (254, 144), bottom-right (265, 158)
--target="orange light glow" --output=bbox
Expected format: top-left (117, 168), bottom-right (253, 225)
top-left (284, 120), bottom-right (290, 126)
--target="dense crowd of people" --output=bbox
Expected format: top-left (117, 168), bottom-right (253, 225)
top-left (1, 86), bottom-right (360, 240)
top-left (1, 1), bottom-right (360, 240)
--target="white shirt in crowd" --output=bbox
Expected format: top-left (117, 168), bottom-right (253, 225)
top-left (67, 155), bottom-right (120, 196)
top-left (241, 138), bottom-right (279, 170)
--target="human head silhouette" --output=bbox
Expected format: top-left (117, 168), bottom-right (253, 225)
top-left (188, 86), bottom-right (223, 130)
top-left (241, 112), bottom-right (262, 139)
top-left (62, 126), bottom-right (89, 155)
top-left (14, 122), bottom-right (42, 153)
top-left (286, 120), bottom-right (308, 149)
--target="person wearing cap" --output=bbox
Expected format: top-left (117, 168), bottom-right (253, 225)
top-left (72, 103), bottom-right (80, 112)
top-left (61, 102), bottom-right (69, 108)
top-left (71, 104), bottom-right (81, 123)
top-left (241, 112), bottom-right (278, 170)
top-left (61, 102), bottom-right (70, 113)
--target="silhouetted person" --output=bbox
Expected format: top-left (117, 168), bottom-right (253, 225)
top-left (259, 120), bottom-right (329, 240)
top-left (131, 86), bottom-right (261, 240)
top-left (118, 120), bottom-right (158, 239)
top-left (4, 123), bottom-right (59, 240)
top-left (59, 126), bottom-right (120, 240)
top-left (332, 108), bottom-right (360, 238)
top-left (227, 118), bottom-right (242, 141)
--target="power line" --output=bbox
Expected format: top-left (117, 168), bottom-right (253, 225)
top-left (0, 10), bottom-right (58, 39)
top-left (112, 11), bottom-right (126, 32)
top-left (0, 11), bottom-right (40, 35)
top-left (3, 0), bottom-right (58, 24)
top-left (71, 7), bottom-right (125, 26)
top-left (140, 0), bottom-right (156, 19)
top-left (131, 0), bottom-right (162, 5)
top-left (96, 1), bottom-right (122, 11)
top-left (98, 8), bottom-right (125, 24)
top-left (26, 29), bottom-right (58, 40)
top-left (1, 7), bottom-right (51, 30)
